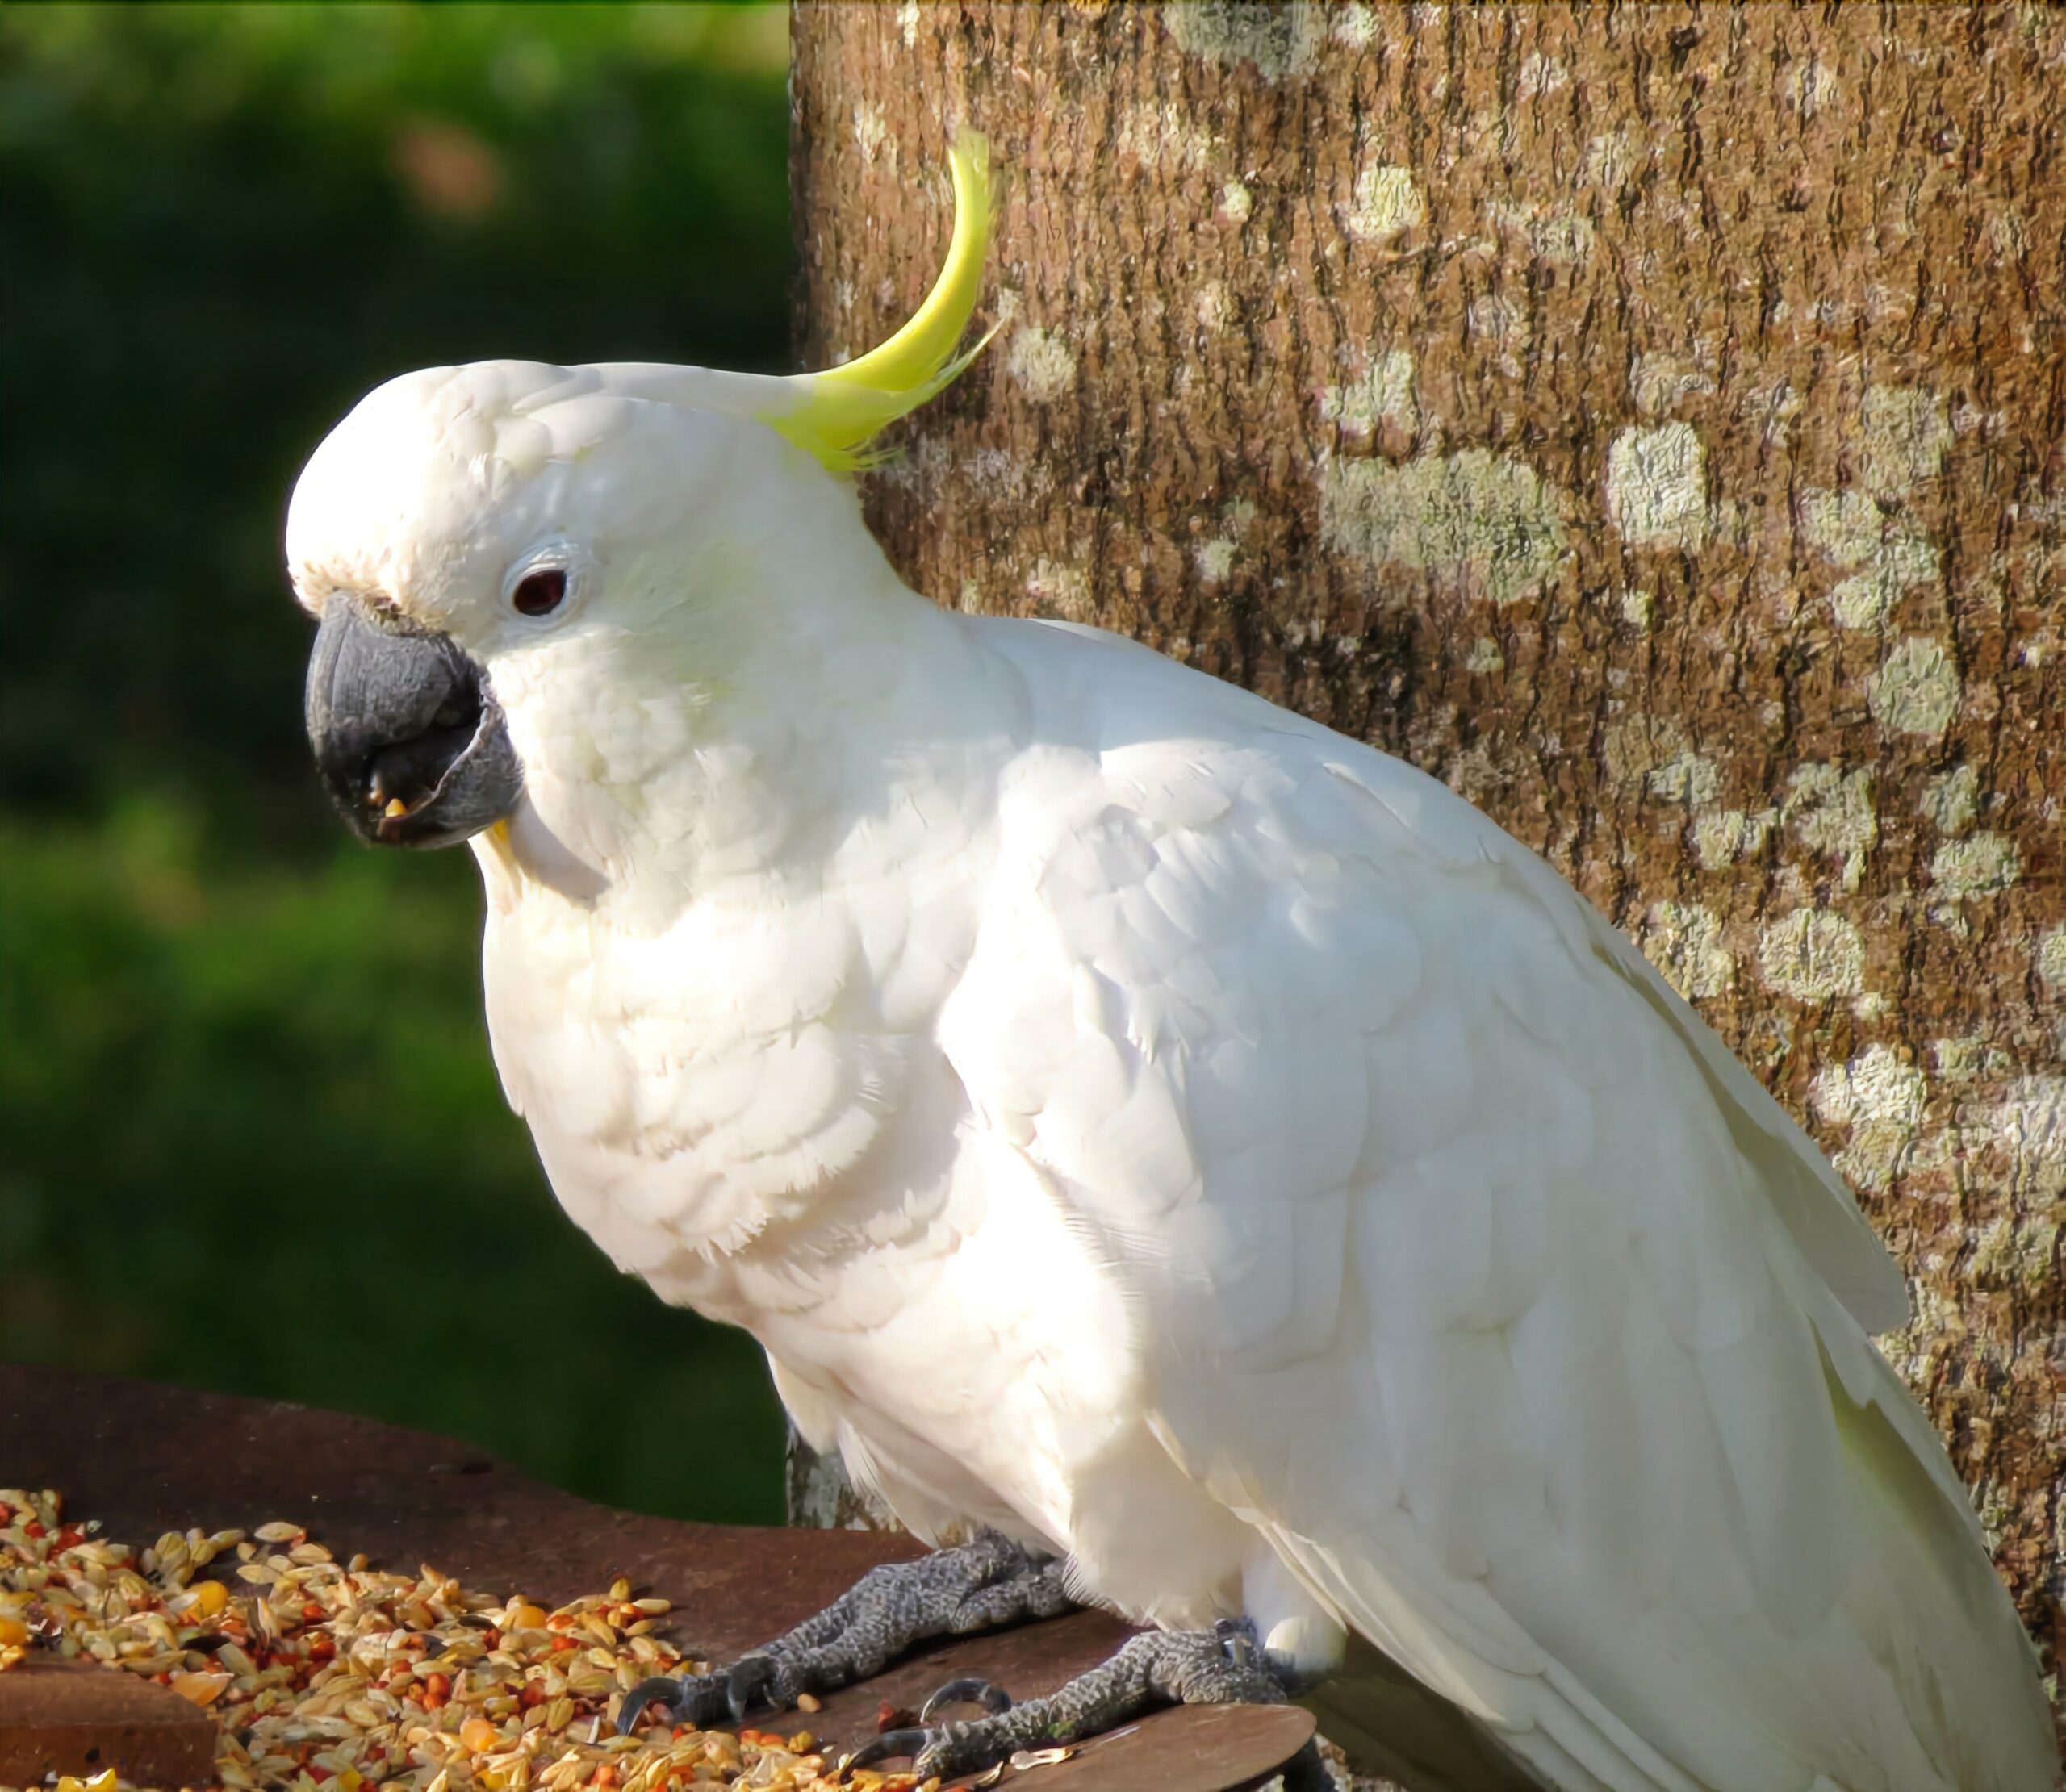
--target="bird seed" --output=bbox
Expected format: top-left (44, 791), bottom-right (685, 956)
top-left (2, 1490), bottom-right (932, 1792)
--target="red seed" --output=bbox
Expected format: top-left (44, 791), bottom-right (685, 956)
top-left (302, 1602), bottom-right (326, 1622)
top-left (23, 1522), bottom-right (44, 1539)
top-left (519, 1681), bottom-right (547, 1708)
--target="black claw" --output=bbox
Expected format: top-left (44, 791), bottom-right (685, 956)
top-left (725, 1654), bottom-right (774, 1721)
top-left (616, 1674), bottom-right (687, 1736)
top-left (843, 1728), bottom-right (933, 1773)
top-left (1214, 1616), bottom-right (1261, 1666)
top-left (615, 1669), bottom-right (751, 1735)
top-left (920, 1676), bottom-right (1014, 1720)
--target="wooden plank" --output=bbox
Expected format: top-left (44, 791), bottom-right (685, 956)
top-left (0, 1657), bottom-right (216, 1788)
top-left (1, 1364), bottom-right (1313, 1789)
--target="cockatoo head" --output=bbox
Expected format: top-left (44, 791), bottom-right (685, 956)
top-left (291, 136), bottom-right (990, 850)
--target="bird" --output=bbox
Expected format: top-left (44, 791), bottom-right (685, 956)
top-left (291, 135), bottom-right (2055, 1792)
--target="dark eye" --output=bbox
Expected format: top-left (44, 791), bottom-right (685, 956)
top-left (512, 567), bottom-right (567, 617)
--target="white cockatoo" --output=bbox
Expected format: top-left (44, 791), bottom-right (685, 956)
top-left (291, 139), bottom-right (2054, 1792)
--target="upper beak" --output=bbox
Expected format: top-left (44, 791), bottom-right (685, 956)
top-left (304, 591), bottom-right (523, 849)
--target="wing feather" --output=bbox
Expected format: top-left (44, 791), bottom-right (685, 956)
top-left (945, 618), bottom-right (2053, 1792)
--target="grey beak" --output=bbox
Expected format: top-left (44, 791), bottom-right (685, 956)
top-left (304, 591), bottom-right (523, 849)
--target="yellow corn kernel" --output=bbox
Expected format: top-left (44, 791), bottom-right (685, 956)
top-left (170, 1669), bottom-right (232, 1706)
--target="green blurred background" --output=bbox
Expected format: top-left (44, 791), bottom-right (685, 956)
top-left (1, 4), bottom-right (794, 1523)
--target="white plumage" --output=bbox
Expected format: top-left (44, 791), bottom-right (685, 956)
top-left (286, 157), bottom-right (2055, 1792)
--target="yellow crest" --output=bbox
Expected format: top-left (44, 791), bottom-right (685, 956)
top-left (770, 132), bottom-right (995, 470)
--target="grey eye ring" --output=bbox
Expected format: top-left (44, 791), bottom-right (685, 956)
top-left (502, 539), bottom-right (594, 624)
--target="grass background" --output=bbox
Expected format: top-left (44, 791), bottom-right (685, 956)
top-left (1, 3), bottom-right (796, 1525)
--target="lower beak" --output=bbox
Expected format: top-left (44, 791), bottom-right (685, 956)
top-left (304, 591), bottom-right (523, 849)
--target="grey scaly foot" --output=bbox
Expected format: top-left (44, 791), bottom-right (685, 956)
top-left (616, 1530), bottom-right (1073, 1734)
top-left (847, 1618), bottom-right (1330, 1789)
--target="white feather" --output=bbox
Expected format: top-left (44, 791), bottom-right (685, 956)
top-left (289, 360), bottom-right (2053, 1792)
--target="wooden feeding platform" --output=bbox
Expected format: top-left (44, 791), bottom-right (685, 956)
top-left (0, 1364), bottom-right (1312, 1791)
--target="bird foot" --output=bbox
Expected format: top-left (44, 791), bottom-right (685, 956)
top-left (616, 1529), bottom-right (1073, 1735)
top-left (843, 1619), bottom-right (1329, 1788)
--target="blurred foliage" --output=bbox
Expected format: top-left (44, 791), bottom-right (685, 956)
top-left (0, 5), bottom-right (793, 1523)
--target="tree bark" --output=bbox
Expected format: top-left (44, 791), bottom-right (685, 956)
top-left (785, 0), bottom-right (2064, 1716)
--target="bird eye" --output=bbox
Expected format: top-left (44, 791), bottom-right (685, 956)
top-left (512, 568), bottom-right (567, 617)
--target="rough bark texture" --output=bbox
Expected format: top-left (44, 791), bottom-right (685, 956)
top-left (785, 0), bottom-right (2064, 1715)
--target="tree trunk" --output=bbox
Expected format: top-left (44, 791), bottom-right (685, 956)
top-left (785, 0), bottom-right (2064, 1715)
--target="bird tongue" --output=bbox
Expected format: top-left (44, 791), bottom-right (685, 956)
top-left (366, 718), bottom-right (479, 834)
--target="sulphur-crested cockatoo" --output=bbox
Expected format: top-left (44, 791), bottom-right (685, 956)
top-left (291, 138), bottom-right (2053, 1792)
